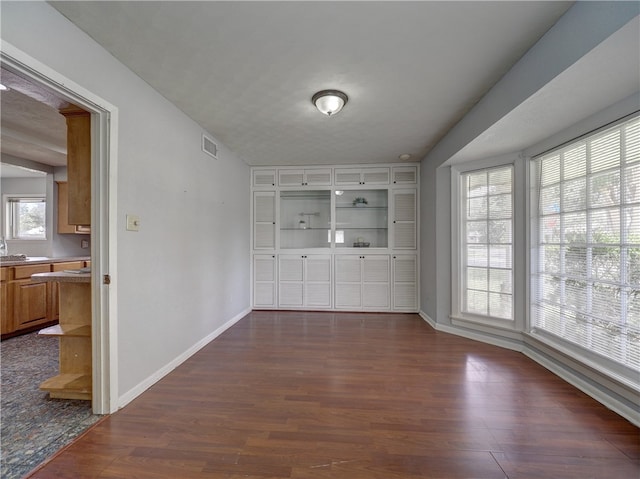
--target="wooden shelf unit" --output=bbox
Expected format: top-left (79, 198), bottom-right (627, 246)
top-left (33, 273), bottom-right (92, 401)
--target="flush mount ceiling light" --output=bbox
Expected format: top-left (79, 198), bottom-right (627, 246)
top-left (0, 84), bottom-right (8, 91)
top-left (312, 90), bottom-right (348, 116)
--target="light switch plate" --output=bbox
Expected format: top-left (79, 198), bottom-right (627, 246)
top-left (126, 215), bottom-right (140, 232)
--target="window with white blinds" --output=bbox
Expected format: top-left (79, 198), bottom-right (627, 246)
top-left (460, 165), bottom-right (514, 320)
top-left (531, 115), bottom-right (640, 372)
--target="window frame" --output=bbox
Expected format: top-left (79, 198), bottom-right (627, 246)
top-left (451, 156), bottom-right (524, 333)
top-left (3, 194), bottom-right (47, 241)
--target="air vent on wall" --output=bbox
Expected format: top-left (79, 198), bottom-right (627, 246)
top-left (202, 134), bottom-right (218, 159)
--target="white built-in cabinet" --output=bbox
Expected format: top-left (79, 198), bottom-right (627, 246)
top-left (392, 189), bottom-right (417, 249)
top-left (253, 192), bottom-right (276, 249)
top-left (392, 254), bottom-right (418, 311)
top-left (251, 164), bottom-right (419, 312)
top-left (278, 255), bottom-right (332, 308)
top-left (335, 255), bottom-right (390, 310)
top-left (253, 169), bottom-right (277, 187)
top-left (253, 255), bottom-right (277, 307)
top-left (335, 167), bottom-right (390, 185)
top-left (391, 166), bottom-right (418, 185)
top-left (279, 168), bottom-right (332, 186)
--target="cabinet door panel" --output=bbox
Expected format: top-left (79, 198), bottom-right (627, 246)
top-left (334, 169), bottom-right (361, 185)
top-left (279, 283), bottom-right (303, 306)
top-left (335, 283), bottom-right (362, 308)
top-left (254, 224), bottom-right (275, 249)
top-left (362, 168), bottom-right (389, 185)
top-left (392, 166), bottom-right (418, 185)
top-left (305, 283), bottom-right (331, 307)
top-left (279, 170), bottom-right (305, 186)
top-left (254, 192), bottom-right (276, 249)
top-left (305, 169), bottom-right (332, 186)
top-left (335, 256), bottom-right (361, 282)
top-left (254, 255), bottom-right (276, 308)
top-left (393, 190), bottom-right (417, 249)
top-left (394, 191), bottom-right (416, 221)
top-left (394, 224), bottom-right (416, 249)
top-left (14, 280), bottom-right (49, 329)
top-left (394, 284), bottom-right (417, 310)
top-left (254, 193), bottom-right (275, 222)
top-left (254, 257), bottom-right (275, 281)
top-left (363, 283), bottom-right (390, 308)
top-left (362, 256), bottom-right (389, 282)
top-left (305, 257), bottom-right (331, 282)
top-left (279, 257), bottom-right (304, 281)
top-left (254, 283), bottom-right (276, 307)
top-left (393, 255), bottom-right (418, 311)
top-left (253, 169), bottom-right (276, 187)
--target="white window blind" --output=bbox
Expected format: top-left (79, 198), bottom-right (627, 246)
top-left (461, 165), bottom-right (514, 320)
top-left (531, 116), bottom-right (640, 371)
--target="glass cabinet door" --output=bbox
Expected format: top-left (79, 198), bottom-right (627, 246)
top-left (334, 189), bottom-right (388, 248)
top-left (280, 190), bottom-right (331, 249)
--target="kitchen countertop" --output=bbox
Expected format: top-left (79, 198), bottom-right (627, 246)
top-left (0, 256), bottom-right (90, 268)
top-left (31, 271), bottom-right (91, 283)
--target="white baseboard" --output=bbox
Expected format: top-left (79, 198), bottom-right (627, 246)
top-left (117, 307), bottom-right (251, 409)
top-left (418, 310), bottom-right (522, 352)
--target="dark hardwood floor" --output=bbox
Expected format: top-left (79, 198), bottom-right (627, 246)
top-left (27, 311), bottom-right (639, 478)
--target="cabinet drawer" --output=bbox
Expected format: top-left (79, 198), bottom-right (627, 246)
top-left (14, 264), bottom-right (51, 279)
top-left (52, 261), bottom-right (85, 272)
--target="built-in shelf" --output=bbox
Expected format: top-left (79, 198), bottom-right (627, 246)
top-left (39, 323), bottom-right (91, 337)
top-left (40, 373), bottom-right (91, 400)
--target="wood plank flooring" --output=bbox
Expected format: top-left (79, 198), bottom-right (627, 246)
top-left (27, 311), bottom-right (639, 478)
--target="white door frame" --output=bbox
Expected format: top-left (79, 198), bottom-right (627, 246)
top-left (1, 41), bottom-right (119, 414)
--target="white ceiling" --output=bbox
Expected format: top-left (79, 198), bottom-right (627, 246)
top-left (46, 1), bottom-right (573, 166)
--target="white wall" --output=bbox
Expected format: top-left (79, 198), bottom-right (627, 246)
top-left (1, 2), bottom-right (251, 405)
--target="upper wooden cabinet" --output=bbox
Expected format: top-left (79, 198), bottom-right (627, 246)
top-left (57, 182), bottom-right (90, 234)
top-left (59, 106), bottom-right (91, 226)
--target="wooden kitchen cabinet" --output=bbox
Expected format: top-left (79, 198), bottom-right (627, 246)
top-left (57, 181), bottom-right (91, 234)
top-left (59, 105), bottom-right (91, 226)
top-left (12, 264), bottom-right (53, 332)
top-left (1, 267), bottom-right (14, 335)
top-left (1, 258), bottom-right (90, 339)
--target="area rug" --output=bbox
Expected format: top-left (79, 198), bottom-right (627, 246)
top-left (1, 332), bottom-right (102, 479)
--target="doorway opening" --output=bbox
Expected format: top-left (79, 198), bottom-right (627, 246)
top-left (1, 47), bottom-right (117, 414)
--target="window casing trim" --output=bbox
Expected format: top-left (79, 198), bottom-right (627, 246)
top-left (451, 157), bottom-right (523, 332)
top-left (3, 194), bottom-right (47, 241)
